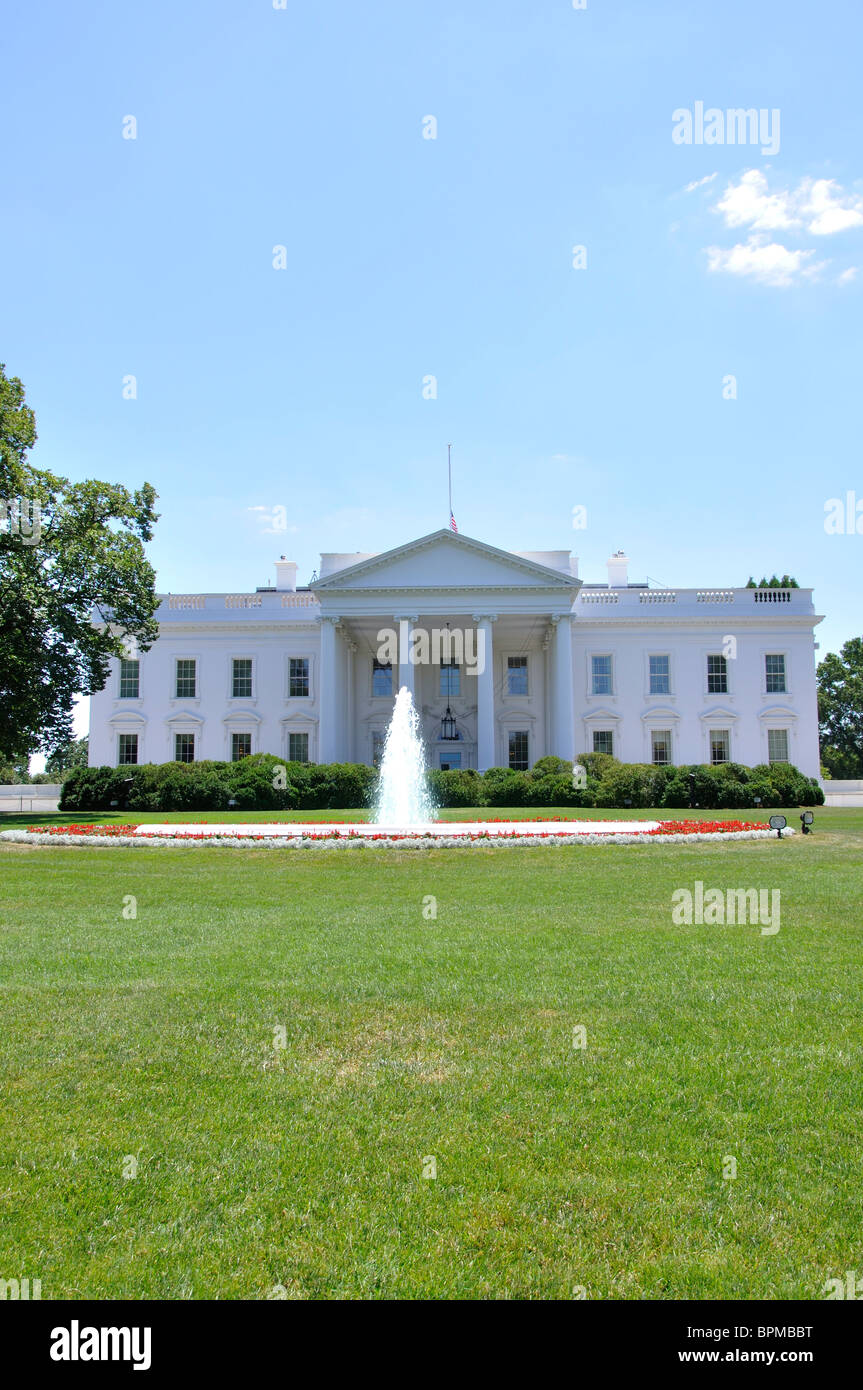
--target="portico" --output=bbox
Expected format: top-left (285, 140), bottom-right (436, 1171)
top-left (311, 531), bottom-right (581, 770)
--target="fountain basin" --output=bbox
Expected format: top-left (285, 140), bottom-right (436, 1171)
top-left (132, 819), bottom-right (663, 839)
top-left (4, 818), bottom-right (779, 848)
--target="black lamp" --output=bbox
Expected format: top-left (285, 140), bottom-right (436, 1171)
top-left (769, 813), bottom-right (787, 839)
top-left (800, 811), bottom-right (814, 834)
top-left (440, 706), bottom-right (458, 741)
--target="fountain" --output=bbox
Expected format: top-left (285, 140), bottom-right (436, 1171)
top-left (373, 686), bottom-right (436, 825)
top-left (120, 685), bottom-right (697, 843)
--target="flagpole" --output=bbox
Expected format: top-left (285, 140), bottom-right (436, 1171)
top-left (447, 443), bottom-right (452, 522)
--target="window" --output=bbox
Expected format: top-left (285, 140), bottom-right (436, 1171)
top-left (288, 732), bottom-right (309, 763)
top-left (176, 659), bottom-right (197, 699)
top-left (768, 728), bottom-right (789, 764)
top-left (118, 733), bottom-right (138, 765)
top-left (440, 751), bottom-right (462, 770)
top-left (232, 659), bottom-right (252, 698)
top-left (709, 729), bottom-right (730, 764)
top-left (440, 661), bottom-right (460, 698)
top-left (507, 656), bottom-right (528, 695)
top-left (372, 659), bottom-right (393, 697)
top-left (649, 654), bottom-right (670, 695)
top-left (289, 657), bottom-right (309, 697)
top-left (591, 654), bottom-right (613, 695)
top-left (707, 654), bottom-right (727, 694)
top-left (372, 731), bottom-right (386, 766)
top-left (651, 729), bottom-right (672, 765)
top-left (765, 654), bottom-right (787, 693)
top-left (508, 730), bottom-right (529, 770)
top-left (175, 733), bottom-right (195, 762)
top-left (119, 658), bottom-right (140, 698)
top-left (593, 729), bottom-right (614, 756)
top-left (231, 732), bottom-right (252, 761)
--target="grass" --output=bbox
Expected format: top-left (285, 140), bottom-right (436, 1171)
top-left (0, 807), bottom-right (861, 1299)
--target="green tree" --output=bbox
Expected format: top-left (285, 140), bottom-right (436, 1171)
top-left (0, 364), bottom-right (160, 757)
top-left (0, 749), bottom-right (31, 783)
top-left (747, 574), bottom-right (799, 588)
top-left (45, 735), bottom-right (89, 778)
top-left (817, 638), bottom-right (863, 777)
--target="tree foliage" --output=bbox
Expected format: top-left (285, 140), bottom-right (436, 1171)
top-left (745, 575), bottom-right (799, 588)
top-left (818, 638), bottom-right (863, 777)
top-left (45, 735), bottom-right (89, 778)
top-left (0, 364), bottom-right (160, 755)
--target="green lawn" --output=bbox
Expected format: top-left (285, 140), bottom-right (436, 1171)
top-left (1, 808), bottom-right (861, 1299)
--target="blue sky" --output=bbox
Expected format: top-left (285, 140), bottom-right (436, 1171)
top-left (4, 0), bottom-right (862, 709)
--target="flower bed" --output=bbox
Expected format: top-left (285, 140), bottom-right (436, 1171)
top-left (0, 818), bottom-right (790, 849)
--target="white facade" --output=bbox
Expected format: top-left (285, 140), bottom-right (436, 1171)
top-left (88, 530), bottom-right (823, 777)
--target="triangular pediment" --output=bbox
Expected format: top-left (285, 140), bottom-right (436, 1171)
top-left (699, 705), bottom-right (739, 723)
top-left (310, 530), bottom-right (579, 593)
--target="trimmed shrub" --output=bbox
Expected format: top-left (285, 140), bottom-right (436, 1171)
top-left (60, 755), bottom-right (824, 814)
top-left (595, 763), bottom-right (671, 809)
top-left (530, 756), bottom-right (574, 779)
top-left (576, 751), bottom-right (618, 781)
top-left (480, 767), bottom-right (531, 807)
top-left (524, 773), bottom-right (595, 808)
top-left (426, 768), bottom-right (481, 808)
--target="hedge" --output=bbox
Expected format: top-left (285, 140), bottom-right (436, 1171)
top-left (60, 753), bottom-right (824, 813)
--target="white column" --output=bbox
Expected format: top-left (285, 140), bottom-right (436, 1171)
top-left (345, 640), bottom-right (356, 763)
top-left (551, 613), bottom-right (575, 760)
top-left (319, 615), bottom-right (340, 763)
top-left (396, 614), bottom-right (418, 698)
top-left (473, 614), bottom-right (497, 771)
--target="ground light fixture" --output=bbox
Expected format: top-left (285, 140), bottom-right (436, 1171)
top-left (769, 814), bottom-right (788, 838)
top-left (800, 810), bottom-right (815, 834)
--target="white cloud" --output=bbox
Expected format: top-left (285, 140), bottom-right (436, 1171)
top-left (713, 170), bottom-right (863, 236)
top-left (837, 266), bottom-right (859, 284)
top-left (805, 179), bottom-right (863, 235)
top-left (683, 172), bottom-right (718, 193)
top-left (705, 235), bottom-right (828, 287)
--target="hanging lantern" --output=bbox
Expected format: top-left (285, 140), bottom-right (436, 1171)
top-left (440, 705), bottom-right (458, 741)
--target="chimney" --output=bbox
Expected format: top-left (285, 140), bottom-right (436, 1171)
top-left (606, 551), bottom-right (629, 587)
top-left (274, 556), bottom-right (298, 592)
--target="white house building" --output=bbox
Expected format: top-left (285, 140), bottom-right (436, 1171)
top-left (88, 529), bottom-right (823, 776)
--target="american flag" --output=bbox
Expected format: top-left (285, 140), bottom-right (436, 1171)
top-left (449, 512), bottom-right (458, 533)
